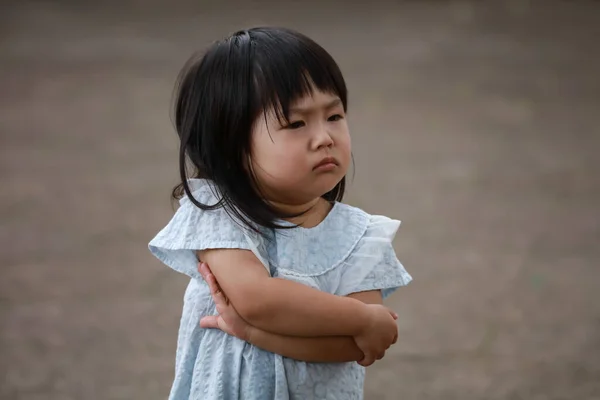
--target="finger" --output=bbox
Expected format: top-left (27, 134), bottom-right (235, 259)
top-left (209, 277), bottom-right (224, 298)
top-left (206, 273), bottom-right (221, 296)
top-left (198, 262), bottom-right (210, 280)
top-left (208, 278), bottom-right (230, 308)
top-left (214, 292), bottom-right (230, 309)
top-left (200, 261), bottom-right (212, 273)
top-left (359, 355), bottom-right (375, 367)
top-left (377, 351), bottom-right (385, 360)
top-left (363, 352), bottom-right (376, 366)
top-left (216, 315), bottom-right (229, 332)
top-left (203, 262), bottom-right (213, 274)
top-left (203, 270), bottom-right (231, 308)
top-left (392, 333), bottom-right (398, 344)
top-left (199, 315), bottom-right (219, 329)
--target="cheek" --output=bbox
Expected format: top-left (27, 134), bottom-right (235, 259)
top-left (337, 132), bottom-right (352, 166)
top-left (251, 137), bottom-right (306, 179)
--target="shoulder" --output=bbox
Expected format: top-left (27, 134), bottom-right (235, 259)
top-left (333, 202), bottom-right (402, 260)
top-left (333, 204), bottom-right (412, 297)
top-left (148, 179), bottom-right (270, 277)
top-left (156, 179), bottom-right (250, 247)
top-left (333, 202), bottom-right (400, 240)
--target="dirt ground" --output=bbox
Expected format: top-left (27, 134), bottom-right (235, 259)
top-left (1, 1), bottom-right (599, 399)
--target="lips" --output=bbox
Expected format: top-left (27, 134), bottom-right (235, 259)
top-left (313, 156), bottom-right (338, 170)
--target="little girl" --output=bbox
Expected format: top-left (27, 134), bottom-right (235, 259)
top-left (149, 27), bottom-right (412, 400)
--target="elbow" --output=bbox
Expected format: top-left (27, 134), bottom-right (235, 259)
top-left (233, 288), bottom-right (272, 325)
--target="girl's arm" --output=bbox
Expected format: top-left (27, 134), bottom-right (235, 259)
top-left (248, 331), bottom-right (362, 364)
top-left (199, 263), bottom-right (395, 366)
top-left (247, 291), bottom-right (388, 365)
top-left (198, 249), bottom-right (395, 340)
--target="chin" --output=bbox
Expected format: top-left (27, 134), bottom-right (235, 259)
top-left (315, 176), bottom-right (344, 197)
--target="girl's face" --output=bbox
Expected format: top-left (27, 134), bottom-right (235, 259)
top-left (250, 89), bottom-right (351, 206)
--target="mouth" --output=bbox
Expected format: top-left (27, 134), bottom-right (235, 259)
top-left (313, 156), bottom-right (339, 171)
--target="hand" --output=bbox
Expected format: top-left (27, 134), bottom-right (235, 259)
top-left (353, 304), bottom-right (398, 367)
top-left (198, 262), bottom-right (253, 342)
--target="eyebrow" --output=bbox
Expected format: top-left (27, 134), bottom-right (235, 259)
top-left (289, 98), bottom-right (342, 115)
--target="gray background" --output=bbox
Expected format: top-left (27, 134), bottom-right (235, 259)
top-left (1, 1), bottom-right (599, 399)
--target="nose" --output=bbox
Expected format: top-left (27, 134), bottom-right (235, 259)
top-left (311, 124), bottom-right (334, 150)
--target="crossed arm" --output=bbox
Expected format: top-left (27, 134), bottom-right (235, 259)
top-left (245, 290), bottom-right (383, 363)
top-left (197, 260), bottom-right (394, 365)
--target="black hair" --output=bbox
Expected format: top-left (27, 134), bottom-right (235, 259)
top-left (172, 27), bottom-right (348, 232)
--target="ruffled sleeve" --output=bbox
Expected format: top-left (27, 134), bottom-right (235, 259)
top-left (148, 181), bottom-right (269, 279)
top-left (335, 215), bottom-right (412, 299)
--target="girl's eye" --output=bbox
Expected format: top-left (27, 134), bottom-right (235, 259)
top-left (287, 121), bottom-right (305, 129)
top-left (328, 114), bottom-right (343, 122)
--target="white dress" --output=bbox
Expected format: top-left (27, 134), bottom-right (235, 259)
top-left (149, 179), bottom-right (412, 399)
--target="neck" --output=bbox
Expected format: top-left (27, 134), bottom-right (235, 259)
top-left (270, 197), bottom-right (332, 228)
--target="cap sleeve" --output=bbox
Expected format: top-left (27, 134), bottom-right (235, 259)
top-left (335, 215), bottom-right (412, 299)
top-left (148, 186), bottom-right (269, 279)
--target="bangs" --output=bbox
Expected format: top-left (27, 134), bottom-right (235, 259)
top-left (249, 27), bottom-right (348, 124)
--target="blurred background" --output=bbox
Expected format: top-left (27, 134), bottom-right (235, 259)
top-left (1, 1), bottom-right (599, 399)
